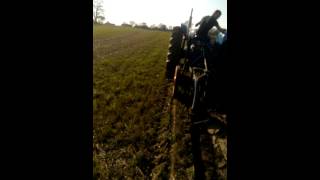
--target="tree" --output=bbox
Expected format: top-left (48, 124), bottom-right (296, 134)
top-left (121, 22), bottom-right (132, 27)
top-left (158, 23), bottom-right (167, 31)
top-left (140, 22), bottom-right (148, 29)
top-left (93, 0), bottom-right (105, 24)
top-left (135, 22), bottom-right (148, 29)
top-left (150, 24), bottom-right (157, 30)
top-left (104, 21), bottom-right (115, 26)
top-left (129, 21), bottom-right (136, 27)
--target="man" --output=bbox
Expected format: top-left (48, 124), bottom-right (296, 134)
top-left (196, 10), bottom-right (227, 39)
top-left (195, 10), bottom-right (226, 63)
top-left (195, 10), bottom-right (227, 126)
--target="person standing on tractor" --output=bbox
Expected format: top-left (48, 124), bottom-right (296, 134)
top-left (195, 9), bottom-right (226, 61)
top-left (195, 10), bottom-right (227, 125)
top-left (196, 10), bottom-right (227, 40)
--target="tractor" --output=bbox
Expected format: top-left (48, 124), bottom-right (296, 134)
top-left (165, 9), bottom-right (227, 120)
top-left (165, 9), bottom-right (227, 179)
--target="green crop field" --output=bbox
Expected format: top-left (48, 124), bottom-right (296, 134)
top-left (93, 25), bottom-right (175, 179)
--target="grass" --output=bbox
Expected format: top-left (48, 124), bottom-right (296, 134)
top-left (93, 25), bottom-right (172, 179)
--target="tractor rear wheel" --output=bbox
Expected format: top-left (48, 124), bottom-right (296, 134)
top-left (166, 26), bottom-right (183, 80)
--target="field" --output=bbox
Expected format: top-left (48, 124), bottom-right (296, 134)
top-left (93, 25), bottom-right (226, 179)
top-left (93, 25), bottom-right (174, 179)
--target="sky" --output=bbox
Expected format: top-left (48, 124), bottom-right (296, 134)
top-left (102, 0), bottom-right (227, 29)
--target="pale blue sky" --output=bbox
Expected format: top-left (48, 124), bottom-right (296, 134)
top-left (102, 0), bottom-right (227, 29)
